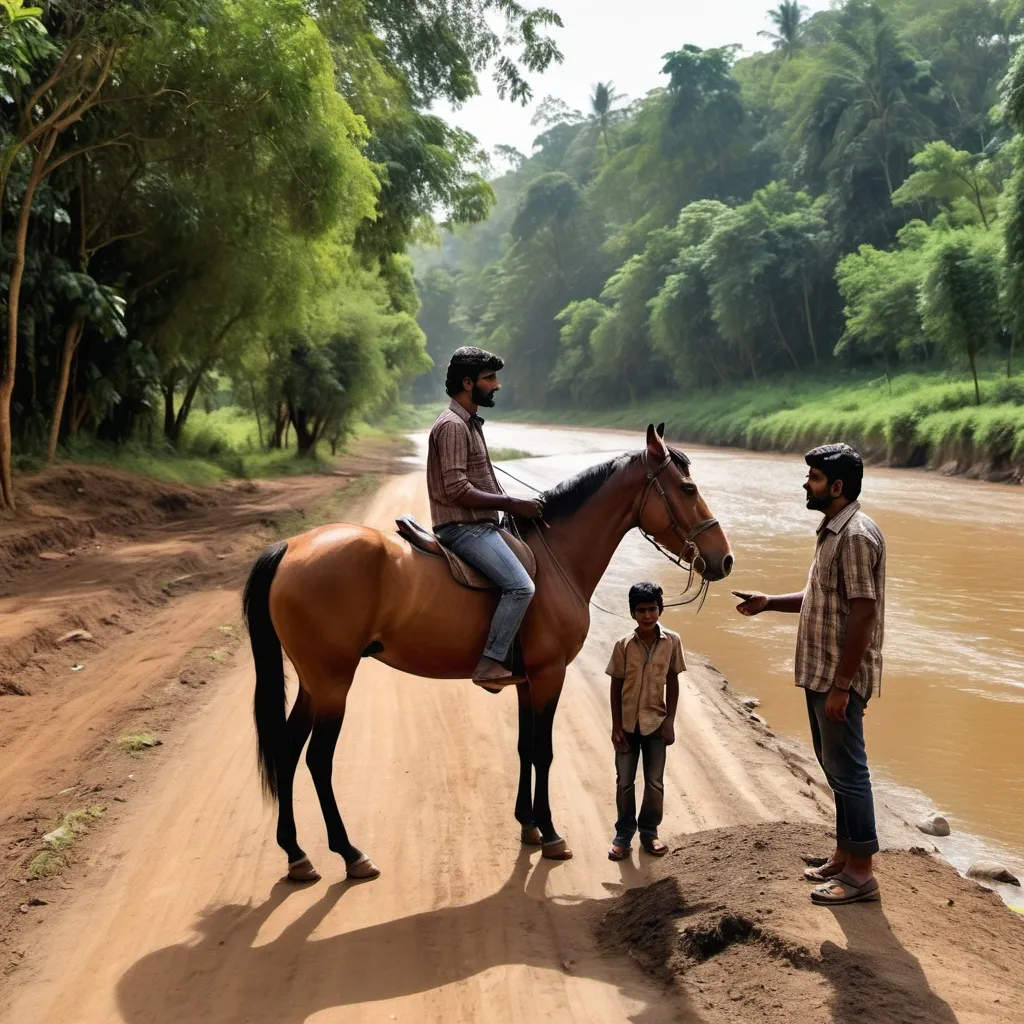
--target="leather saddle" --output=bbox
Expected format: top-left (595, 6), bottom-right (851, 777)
top-left (395, 515), bottom-right (537, 591)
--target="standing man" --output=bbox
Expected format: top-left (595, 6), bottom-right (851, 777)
top-left (734, 443), bottom-right (885, 905)
top-left (427, 347), bottom-right (544, 689)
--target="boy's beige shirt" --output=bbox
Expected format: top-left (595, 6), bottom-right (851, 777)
top-left (605, 624), bottom-right (685, 736)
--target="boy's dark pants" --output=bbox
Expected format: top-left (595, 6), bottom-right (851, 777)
top-left (805, 688), bottom-right (879, 857)
top-left (614, 727), bottom-right (666, 843)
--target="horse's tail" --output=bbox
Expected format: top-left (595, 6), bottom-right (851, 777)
top-left (242, 540), bottom-right (289, 804)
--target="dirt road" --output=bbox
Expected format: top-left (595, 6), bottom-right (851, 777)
top-left (1, 467), bottom-right (839, 1024)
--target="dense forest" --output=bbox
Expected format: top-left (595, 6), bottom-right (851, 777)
top-left (0, 0), bottom-right (563, 509)
top-left (413, 0), bottom-right (1024, 424)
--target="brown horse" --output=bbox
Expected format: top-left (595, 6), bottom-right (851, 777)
top-left (243, 424), bottom-right (733, 882)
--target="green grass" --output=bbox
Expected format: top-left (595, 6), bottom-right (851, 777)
top-left (489, 447), bottom-right (537, 461)
top-left (117, 732), bottom-right (161, 752)
top-left (27, 806), bottom-right (106, 879)
top-left (50, 402), bottom-right (423, 487)
top-left (490, 370), bottom-right (1024, 476)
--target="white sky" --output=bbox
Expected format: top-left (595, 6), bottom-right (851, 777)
top-left (438, 0), bottom-right (833, 161)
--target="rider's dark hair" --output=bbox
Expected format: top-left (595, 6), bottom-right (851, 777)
top-left (805, 442), bottom-right (863, 502)
top-left (444, 347), bottom-right (504, 398)
top-left (628, 581), bottom-right (664, 615)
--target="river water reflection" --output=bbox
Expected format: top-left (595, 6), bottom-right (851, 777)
top-left (453, 422), bottom-right (1024, 873)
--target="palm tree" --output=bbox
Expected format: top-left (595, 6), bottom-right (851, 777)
top-left (589, 81), bottom-right (626, 156)
top-left (758, 1), bottom-right (808, 58)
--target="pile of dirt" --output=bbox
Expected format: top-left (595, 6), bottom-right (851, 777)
top-left (0, 465), bottom-right (216, 584)
top-left (596, 821), bottom-right (1024, 1023)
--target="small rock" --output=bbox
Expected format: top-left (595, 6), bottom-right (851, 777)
top-left (967, 861), bottom-right (1021, 886)
top-left (18, 904), bottom-right (30, 914)
top-left (802, 855), bottom-right (828, 868)
top-left (947, 898), bottom-right (955, 907)
top-left (113, 796), bottom-right (127, 803)
top-left (27, 897), bottom-right (47, 907)
top-left (57, 629), bottom-right (95, 645)
top-left (70, 664), bottom-right (84, 672)
top-left (728, 990), bottom-right (743, 1002)
top-left (741, 697), bottom-right (760, 710)
top-left (917, 815), bottom-right (951, 838)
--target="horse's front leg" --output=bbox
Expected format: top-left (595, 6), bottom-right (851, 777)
top-left (522, 665), bottom-right (572, 860)
top-left (514, 684), bottom-right (543, 846)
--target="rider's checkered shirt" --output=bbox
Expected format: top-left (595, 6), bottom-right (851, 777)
top-left (795, 500), bottom-right (887, 700)
top-left (427, 400), bottom-right (504, 528)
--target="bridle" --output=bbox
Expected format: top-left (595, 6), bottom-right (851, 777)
top-left (496, 449), bottom-right (720, 615)
top-left (636, 449), bottom-right (720, 609)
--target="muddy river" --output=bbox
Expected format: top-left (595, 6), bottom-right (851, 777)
top-left (437, 422), bottom-right (1024, 883)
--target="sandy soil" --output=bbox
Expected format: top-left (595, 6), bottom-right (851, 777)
top-left (1, 462), bottom-right (1021, 1023)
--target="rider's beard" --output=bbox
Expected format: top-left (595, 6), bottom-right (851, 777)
top-left (473, 384), bottom-right (496, 408)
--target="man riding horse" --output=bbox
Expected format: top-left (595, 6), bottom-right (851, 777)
top-left (427, 347), bottom-right (544, 689)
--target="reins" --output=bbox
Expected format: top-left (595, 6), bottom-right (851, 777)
top-left (494, 451), bottom-right (717, 618)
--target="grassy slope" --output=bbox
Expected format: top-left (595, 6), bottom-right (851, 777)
top-left (494, 371), bottom-right (1024, 480)
top-left (42, 404), bottom-right (443, 487)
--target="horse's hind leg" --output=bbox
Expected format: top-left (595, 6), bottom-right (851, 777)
top-left (305, 679), bottom-right (380, 881)
top-left (277, 686), bottom-right (318, 881)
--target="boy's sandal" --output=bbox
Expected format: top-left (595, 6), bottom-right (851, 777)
top-left (810, 873), bottom-right (880, 905)
top-left (804, 860), bottom-right (845, 882)
top-left (640, 837), bottom-right (669, 856)
top-left (608, 843), bottom-right (631, 861)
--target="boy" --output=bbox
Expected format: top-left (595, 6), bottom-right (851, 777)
top-left (606, 581), bottom-right (685, 861)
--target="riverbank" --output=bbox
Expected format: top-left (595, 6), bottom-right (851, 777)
top-left (490, 371), bottom-right (1024, 483)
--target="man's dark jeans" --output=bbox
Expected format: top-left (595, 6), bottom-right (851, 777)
top-left (613, 727), bottom-right (667, 845)
top-left (805, 688), bottom-right (879, 857)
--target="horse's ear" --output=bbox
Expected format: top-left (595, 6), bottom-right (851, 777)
top-left (656, 422), bottom-right (665, 438)
top-left (646, 423), bottom-right (666, 454)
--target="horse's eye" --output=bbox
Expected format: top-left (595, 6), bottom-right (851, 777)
top-left (680, 482), bottom-right (698, 497)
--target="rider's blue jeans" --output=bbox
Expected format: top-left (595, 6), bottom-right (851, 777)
top-left (435, 521), bottom-right (535, 663)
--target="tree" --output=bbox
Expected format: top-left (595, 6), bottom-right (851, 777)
top-left (919, 228), bottom-right (1003, 404)
top-left (588, 81), bottom-right (627, 156)
top-left (759, 2), bottom-right (809, 59)
top-left (892, 140), bottom-right (1000, 226)
top-left (793, 0), bottom-right (939, 246)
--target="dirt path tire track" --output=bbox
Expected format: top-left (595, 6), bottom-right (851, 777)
top-left (1, 472), bottom-right (831, 1024)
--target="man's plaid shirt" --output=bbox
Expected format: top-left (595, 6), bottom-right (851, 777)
top-left (795, 500), bottom-right (886, 700)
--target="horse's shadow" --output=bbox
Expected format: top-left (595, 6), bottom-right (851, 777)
top-left (115, 849), bottom-right (700, 1024)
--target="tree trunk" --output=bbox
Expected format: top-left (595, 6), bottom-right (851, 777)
top-left (767, 295), bottom-right (800, 371)
top-left (970, 351), bottom-right (981, 406)
top-left (250, 381), bottom-right (264, 448)
top-left (170, 360), bottom-right (211, 445)
top-left (162, 377), bottom-right (178, 441)
top-left (1, 144), bottom-right (53, 510)
top-left (47, 320), bottom-right (85, 462)
top-left (802, 280), bottom-right (818, 366)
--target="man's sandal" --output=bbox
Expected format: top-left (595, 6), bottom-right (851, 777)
top-left (804, 860), bottom-right (845, 882)
top-left (810, 873), bottom-right (880, 905)
top-left (641, 837), bottom-right (669, 856)
top-left (608, 843), bottom-right (631, 862)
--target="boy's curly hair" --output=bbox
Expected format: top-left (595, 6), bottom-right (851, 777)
top-left (628, 581), bottom-right (664, 614)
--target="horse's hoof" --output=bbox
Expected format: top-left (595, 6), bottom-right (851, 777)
top-left (521, 825), bottom-right (543, 846)
top-left (346, 855), bottom-right (381, 882)
top-left (286, 856), bottom-right (321, 883)
top-left (541, 839), bottom-right (573, 861)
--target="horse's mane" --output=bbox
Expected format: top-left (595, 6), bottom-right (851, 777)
top-left (514, 445), bottom-right (691, 525)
